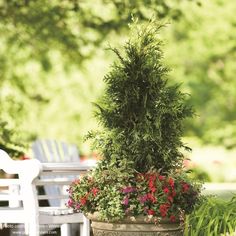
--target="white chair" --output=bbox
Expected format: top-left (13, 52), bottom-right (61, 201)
top-left (35, 162), bottom-right (93, 236)
top-left (0, 149), bottom-right (42, 235)
top-left (31, 139), bottom-right (91, 235)
top-left (0, 149), bottom-right (92, 236)
top-left (32, 139), bottom-right (80, 206)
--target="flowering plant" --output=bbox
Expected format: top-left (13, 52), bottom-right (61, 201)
top-left (67, 159), bottom-right (201, 223)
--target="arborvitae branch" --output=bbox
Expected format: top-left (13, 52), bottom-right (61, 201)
top-left (90, 21), bottom-right (193, 173)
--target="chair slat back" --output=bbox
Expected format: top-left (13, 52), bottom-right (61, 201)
top-left (31, 139), bottom-right (80, 206)
top-left (32, 139), bottom-right (79, 163)
top-left (35, 164), bottom-right (86, 206)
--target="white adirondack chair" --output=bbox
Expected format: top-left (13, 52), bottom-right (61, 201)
top-left (0, 149), bottom-right (42, 235)
top-left (0, 149), bottom-right (92, 236)
top-left (31, 139), bottom-right (93, 235)
top-left (32, 139), bottom-right (80, 207)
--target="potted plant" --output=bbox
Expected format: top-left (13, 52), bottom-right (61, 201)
top-left (67, 21), bottom-right (201, 235)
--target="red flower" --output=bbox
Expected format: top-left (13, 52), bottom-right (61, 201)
top-left (158, 175), bottom-right (165, 181)
top-left (150, 186), bottom-right (157, 193)
top-left (148, 179), bottom-right (157, 193)
top-left (172, 190), bottom-right (177, 197)
top-left (170, 215), bottom-right (176, 222)
top-left (91, 187), bottom-right (99, 196)
top-left (80, 197), bottom-right (87, 206)
top-left (145, 173), bottom-right (157, 181)
top-left (159, 204), bottom-right (170, 218)
top-left (163, 187), bottom-right (169, 194)
top-left (168, 177), bottom-right (175, 189)
top-left (147, 193), bottom-right (157, 203)
top-left (168, 195), bottom-right (173, 203)
top-left (182, 183), bottom-right (190, 193)
top-left (149, 174), bottom-right (157, 181)
top-left (147, 209), bottom-right (155, 215)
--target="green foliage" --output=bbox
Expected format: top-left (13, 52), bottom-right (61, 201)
top-left (185, 196), bottom-right (236, 236)
top-left (0, 0), bottom-right (235, 151)
top-left (0, 120), bottom-right (26, 158)
top-left (68, 159), bottom-right (201, 222)
top-left (188, 166), bottom-right (211, 182)
top-left (163, 0), bottom-right (236, 148)
top-left (0, 0), bottom-right (195, 76)
top-left (88, 21), bottom-right (193, 172)
top-left (67, 20), bottom-right (202, 223)
top-left (0, 0), bottom-right (199, 152)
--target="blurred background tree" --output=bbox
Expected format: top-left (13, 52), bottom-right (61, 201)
top-left (0, 0), bottom-right (235, 155)
top-left (163, 0), bottom-right (236, 149)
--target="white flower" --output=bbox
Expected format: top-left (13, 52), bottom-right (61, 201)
top-left (130, 216), bottom-right (136, 222)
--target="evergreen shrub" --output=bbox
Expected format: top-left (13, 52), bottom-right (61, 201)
top-left (67, 21), bottom-right (201, 223)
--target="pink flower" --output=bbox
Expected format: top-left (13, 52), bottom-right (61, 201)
top-left (125, 208), bottom-right (131, 214)
top-left (67, 198), bottom-right (74, 207)
top-left (122, 196), bottom-right (129, 205)
top-left (139, 195), bottom-right (148, 203)
top-left (122, 186), bottom-right (136, 193)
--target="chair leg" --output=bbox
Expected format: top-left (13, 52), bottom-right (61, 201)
top-left (81, 215), bottom-right (90, 236)
top-left (28, 223), bottom-right (40, 236)
top-left (80, 224), bottom-right (83, 236)
top-left (61, 223), bottom-right (71, 236)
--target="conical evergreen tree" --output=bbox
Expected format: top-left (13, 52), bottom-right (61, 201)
top-left (89, 21), bottom-right (193, 173)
